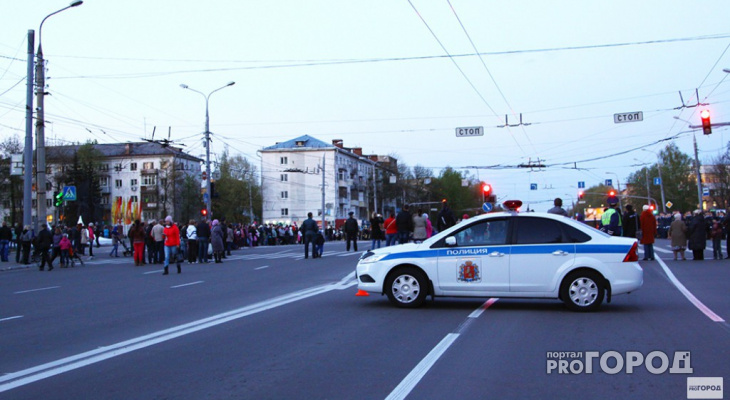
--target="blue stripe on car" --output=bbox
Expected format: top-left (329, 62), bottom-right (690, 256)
top-left (379, 243), bottom-right (630, 261)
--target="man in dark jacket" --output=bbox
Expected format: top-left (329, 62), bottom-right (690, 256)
top-left (301, 212), bottom-right (319, 259)
top-left (688, 210), bottom-right (707, 261)
top-left (622, 204), bottom-right (638, 238)
top-left (0, 221), bottom-right (12, 262)
top-left (36, 224), bottom-right (54, 271)
top-left (14, 223), bottom-right (23, 263)
top-left (196, 219), bottom-right (211, 263)
top-left (344, 212), bottom-right (359, 252)
top-left (437, 201), bottom-right (456, 233)
top-left (395, 204), bottom-right (414, 244)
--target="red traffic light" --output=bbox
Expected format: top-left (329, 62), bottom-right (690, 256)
top-left (608, 190), bottom-right (616, 196)
top-left (700, 109), bottom-right (712, 135)
top-left (578, 191), bottom-right (584, 199)
top-left (649, 204), bottom-right (655, 210)
top-left (482, 183), bottom-right (492, 194)
top-left (201, 208), bottom-right (208, 217)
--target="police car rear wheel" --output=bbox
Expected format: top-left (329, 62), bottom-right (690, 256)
top-left (561, 270), bottom-right (604, 312)
top-left (385, 267), bottom-right (427, 308)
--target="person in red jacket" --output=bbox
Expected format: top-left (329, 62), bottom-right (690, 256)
top-left (162, 216), bottom-right (181, 275)
top-left (384, 212), bottom-right (397, 247)
top-left (639, 205), bottom-right (657, 261)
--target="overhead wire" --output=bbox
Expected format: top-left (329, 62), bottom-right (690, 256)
top-left (405, 0), bottom-right (526, 156)
top-left (446, 0), bottom-right (538, 156)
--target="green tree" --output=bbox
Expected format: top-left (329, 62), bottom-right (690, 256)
top-left (0, 136), bottom-right (24, 224)
top-left (626, 143), bottom-right (697, 213)
top-left (430, 167), bottom-right (473, 215)
top-left (708, 144), bottom-right (730, 210)
top-left (212, 149), bottom-right (260, 224)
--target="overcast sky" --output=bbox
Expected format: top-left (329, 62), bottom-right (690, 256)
top-left (2, 0), bottom-right (730, 210)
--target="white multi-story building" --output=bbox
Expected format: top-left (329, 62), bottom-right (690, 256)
top-left (260, 135), bottom-right (396, 227)
top-left (39, 142), bottom-right (202, 225)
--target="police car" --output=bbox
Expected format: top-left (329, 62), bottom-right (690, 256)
top-left (355, 201), bottom-right (643, 311)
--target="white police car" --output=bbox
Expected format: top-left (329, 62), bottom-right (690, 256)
top-left (356, 201), bottom-right (643, 311)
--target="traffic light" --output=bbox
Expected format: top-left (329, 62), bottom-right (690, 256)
top-left (608, 190), bottom-right (616, 197)
top-left (200, 208), bottom-right (208, 217)
top-left (578, 191), bottom-right (584, 200)
top-left (700, 109), bottom-right (712, 135)
top-left (482, 183), bottom-right (492, 196)
top-left (54, 191), bottom-right (63, 207)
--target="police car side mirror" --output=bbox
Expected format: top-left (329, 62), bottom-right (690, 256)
top-left (445, 236), bottom-right (456, 247)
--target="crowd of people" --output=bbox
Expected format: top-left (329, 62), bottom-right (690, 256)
top-left (557, 194), bottom-right (727, 262)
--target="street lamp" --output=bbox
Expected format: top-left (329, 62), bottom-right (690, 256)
top-left (34, 1), bottom-right (83, 231)
top-left (180, 81), bottom-right (235, 219)
top-left (641, 149), bottom-right (667, 213)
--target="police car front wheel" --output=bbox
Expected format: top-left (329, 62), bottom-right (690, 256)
top-left (561, 270), bottom-right (605, 312)
top-left (385, 267), bottom-right (428, 308)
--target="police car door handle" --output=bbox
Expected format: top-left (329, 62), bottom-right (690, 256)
top-left (489, 252), bottom-right (505, 257)
top-left (552, 250), bottom-right (568, 256)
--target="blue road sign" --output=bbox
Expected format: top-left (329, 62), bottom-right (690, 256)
top-left (605, 179), bottom-right (613, 186)
top-left (578, 181), bottom-right (585, 189)
top-left (653, 177), bottom-right (661, 185)
top-left (62, 186), bottom-right (77, 201)
top-left (482, 202), bottom-right (493, 212)
top-left (703, 188), bottom-right (710, 197)
top-left (530, 183), bottom-right (537, 190)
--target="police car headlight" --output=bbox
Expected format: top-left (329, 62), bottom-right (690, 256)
top-left (359, 253), bottom-right (389, 264)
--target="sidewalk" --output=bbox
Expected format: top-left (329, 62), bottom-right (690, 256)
top-left (0, 237), bottom-right (115, 272)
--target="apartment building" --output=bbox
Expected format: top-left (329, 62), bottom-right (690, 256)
top-left (259, 135), bottom-right (397, 227)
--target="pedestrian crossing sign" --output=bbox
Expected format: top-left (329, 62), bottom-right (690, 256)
top-left (62, 186), bottom-right (77, 201)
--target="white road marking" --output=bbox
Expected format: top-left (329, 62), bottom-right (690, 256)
top-left (467, 297), bottom-right (499, 319)
top-left (0, 279), bottom-right (348, 392)
top-left (386, 298), bottom-right (498, 400)
top-left (14, 286), bottom-right (60, 295)
top-left (254, 265), bottom-right (269, 270)
top-left (0, 316), bottom-right (23, 322)
top-left (170, 281), bottom-right (204, 289)
top-left (385, 334), bottom-right (459, 400)
top-left (143, 270), bottom-right (164, 275)
top-left (655, 256), bottom-right (725, 322)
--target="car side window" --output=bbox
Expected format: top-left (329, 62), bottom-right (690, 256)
top-left (514, 217), bottom-right (562, 244)
top-left (453, 219), bottom-right (509, 246)
top-left (562, 223), bottom-right (591, 243)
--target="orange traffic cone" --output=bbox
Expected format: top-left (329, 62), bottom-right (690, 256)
top-left (355, 289), bottom-right (370, 297)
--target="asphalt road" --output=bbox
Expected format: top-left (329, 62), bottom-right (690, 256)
top-left (0, 239), bottom-right (727, 399)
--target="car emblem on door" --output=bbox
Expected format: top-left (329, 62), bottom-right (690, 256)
top-left (458, 260), bottom-right (481, 283)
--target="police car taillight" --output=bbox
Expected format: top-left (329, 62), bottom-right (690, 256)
top-left (623, 242), bottom-right (639, 262)
top-left (503, 200), bottom-right (523, 212)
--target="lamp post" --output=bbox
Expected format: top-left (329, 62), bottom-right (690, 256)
top-left (35, 0), bottom-right (83, 231)
top-left (24, 29), bottom-right (34, 228)
top-left (641, 149), bottom-right (667, 213)
top-left (180, 81), bottom-right (235, 219)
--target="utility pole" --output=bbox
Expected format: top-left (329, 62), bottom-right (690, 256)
top-left (180, 81), bottom-right (235, 220)
top-left (693, 133), bottom-right (703, 210)
top-left (248, 171), bottom-right (254, 223)
top-left (34, 1), bottom-right (83, 231)
top-left (657, 162), bottom-right (666, 213)
top-left (372, 164), bottom-right (377, 216)
top-left (321, 153), bottom-right (326, 230)
top-left (24, 29), bottom-right (34, 228)
top-left (35, 26), bottom-right (47, 231)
